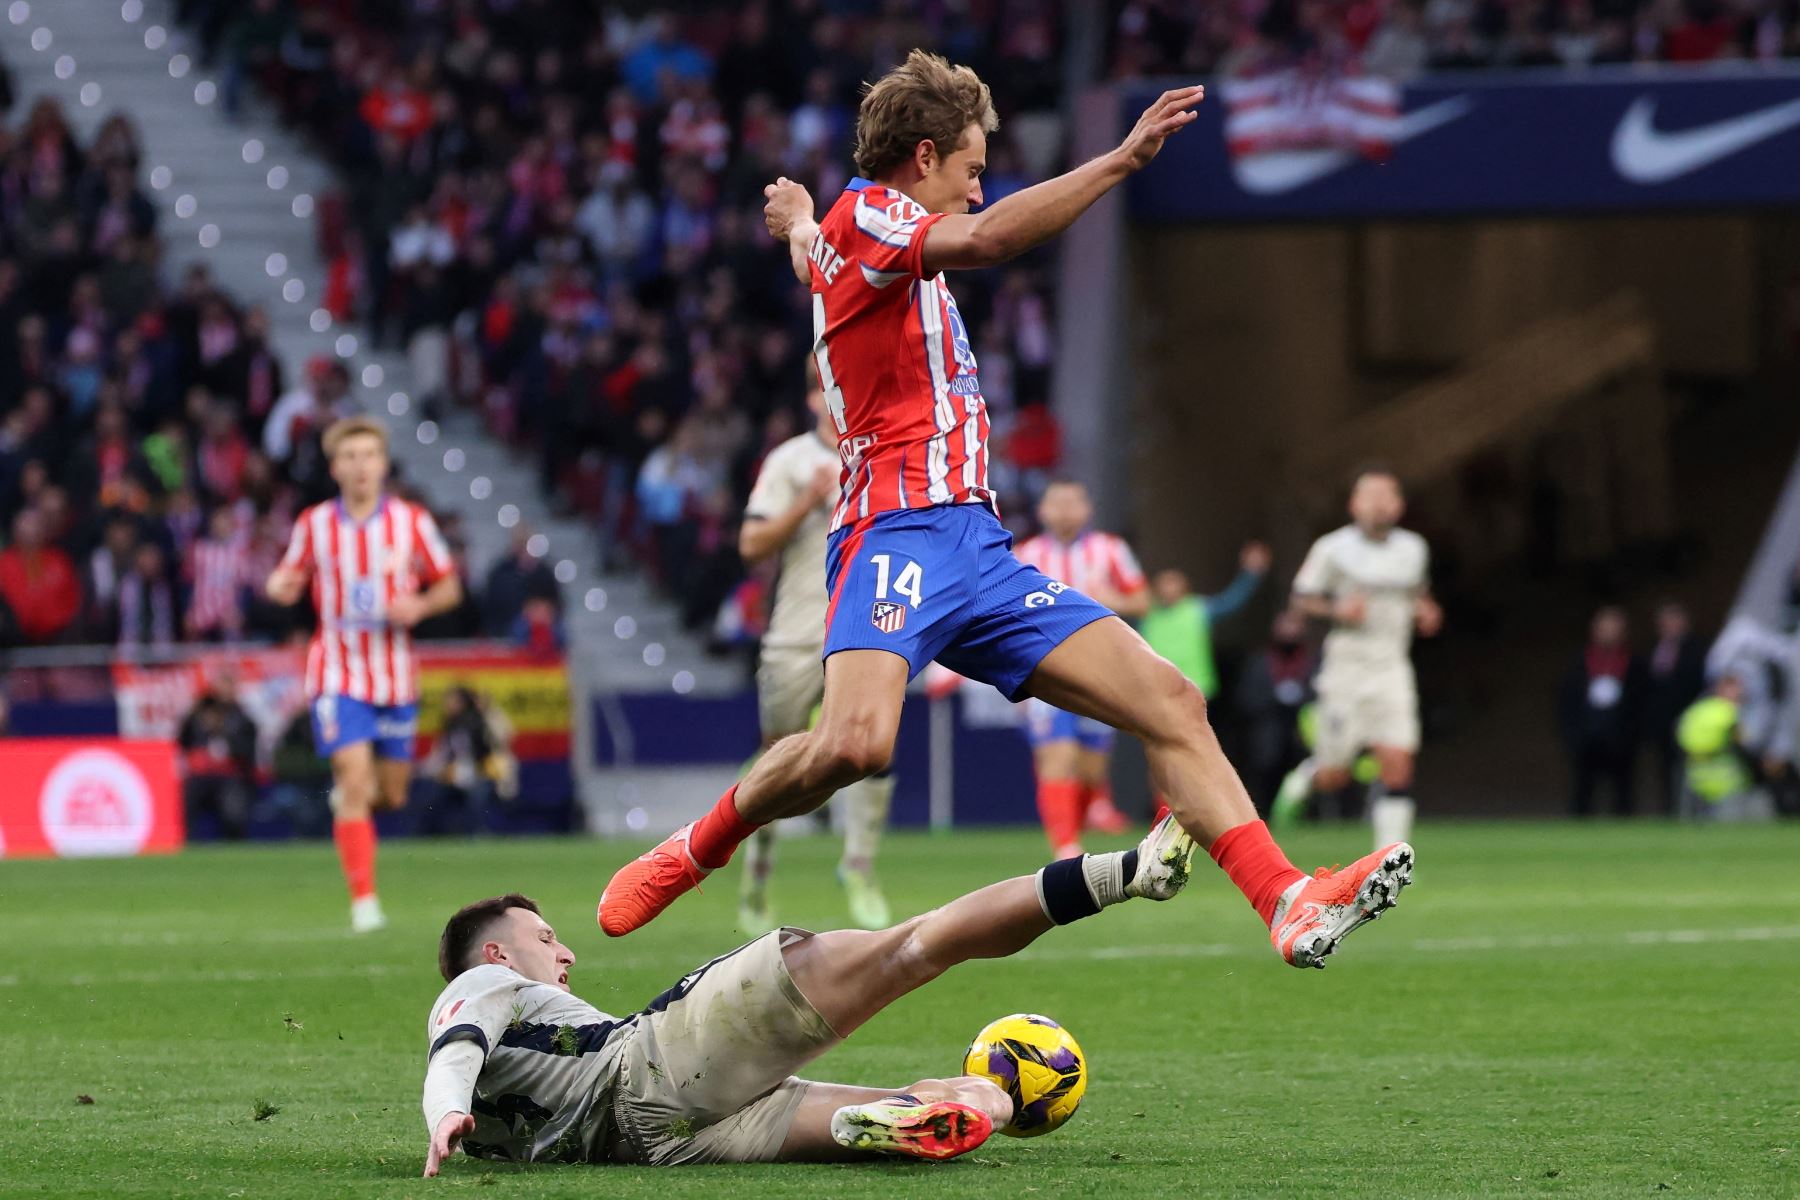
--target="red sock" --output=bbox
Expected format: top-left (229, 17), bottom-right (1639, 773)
top-left (334, 817), bottom-right (377, 901)
top-left (689, 785), bottom-right (760, 869)
top-left (1152, 797), bottom-right (1171, 825)
top-left (1036, 779), bottom-right (1084, 855)
top-left (1208, 820), bottom-right (1305, 926)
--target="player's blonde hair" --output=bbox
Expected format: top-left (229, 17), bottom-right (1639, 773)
top-left (322, 415), bottom-right (389, 458)
top-left (854, 49), bottom-right (999, 179)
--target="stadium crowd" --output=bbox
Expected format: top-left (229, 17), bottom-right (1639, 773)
top-left (182, 0), bottom-right (1069, 635)
top-left (0, 81), bottom-right (558, 652)
top-left (1109, 0), bottom-right (1800, 79)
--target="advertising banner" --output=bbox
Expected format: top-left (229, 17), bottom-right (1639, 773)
top-left (110, 646), bottom-right (569, 761)
top-left (0, 739), bottom-right (182, 859)
top-left (1127, 66), bottom-right (1800, 221)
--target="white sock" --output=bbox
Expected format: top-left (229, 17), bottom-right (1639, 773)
top-left (1372, 796), bottom-right (1416, 850)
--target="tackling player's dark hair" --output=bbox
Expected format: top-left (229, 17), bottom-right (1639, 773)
top-left (439, 893), bottom-right (541, 982)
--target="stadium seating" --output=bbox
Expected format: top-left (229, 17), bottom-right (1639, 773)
top-left (198, 1), bottom-right (1072, 638)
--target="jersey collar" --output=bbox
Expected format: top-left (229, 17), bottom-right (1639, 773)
top-left (845, 177), bottom-right (874, 193)
top-left (335, 493), bottom-right (388, 528)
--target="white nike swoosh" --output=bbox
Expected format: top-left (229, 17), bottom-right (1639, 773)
top-left (1611, 95), bottom-right (1800, 185)
top-left (1231, 95), bottom-right (1476, 196)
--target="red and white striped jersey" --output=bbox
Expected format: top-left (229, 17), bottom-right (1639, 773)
top-left (1015, 530), bottom-right (1146, 600)
top-left (187, 535), bottom-right (250, 636)
top-left (279, 496), bottom-right (454, 704)
top-left (809, 179), bottom-right (993, 533)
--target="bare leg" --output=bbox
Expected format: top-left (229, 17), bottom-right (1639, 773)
top-left (1025, 617), bottom-right (1256, 848)
top-left (782, 875), bottom-right (1054, 1037)
top-left (330, 744), bottom-right (378, 819)
top-left (375, 758), bottom-right (412, 811)
top-left (733, 650), bottom-right (909, 823)
top-left (778, 1077), bottom-right (1013, 1162)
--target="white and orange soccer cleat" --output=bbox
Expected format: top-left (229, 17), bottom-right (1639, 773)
top-left (1271, 842), bottom-right (1413, 969)
top-left (597, 823), bottom-right (709, 937)
top-left (829, 1097), bottom-right (995, 1161)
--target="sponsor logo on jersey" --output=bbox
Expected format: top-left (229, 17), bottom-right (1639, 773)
top-left (39, 748), bottom-right (155, 857)
top-left (871, 601), bottom-right (907, 634)
top-left (437, 997), bottom-right (467, 1027)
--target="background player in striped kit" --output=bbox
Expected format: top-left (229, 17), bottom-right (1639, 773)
top-left (266, 417), bottom-right (462, 931)
top-left (1013, 480), bottom-right (1149, 857)
top-left (737, 373), bottom-right (896, 934)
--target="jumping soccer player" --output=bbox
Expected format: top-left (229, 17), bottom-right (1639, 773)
top-left (423, 818), bottom-right (1196, 1171)
top-left (738, 374), bottom-right (895, 933)
top-left (1014, 479), bottom-right (1149, 858)
top-left (1279, 468), bottom-right (1441, 852)
top-left (601, 50), bottom-right (1414, 970)
top-left (266, 416), bottom-right (462, 932)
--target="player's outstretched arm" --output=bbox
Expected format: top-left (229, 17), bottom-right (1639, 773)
top-left (920, 85), bottom-right (1203, 275)
top-left (423, 1112), bottom-right (475, 1178)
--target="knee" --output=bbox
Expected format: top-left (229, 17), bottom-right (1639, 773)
top-left (1139, 666), bottom-right (1213, 744)
top-left (814, 725), bottom-right (893, 784)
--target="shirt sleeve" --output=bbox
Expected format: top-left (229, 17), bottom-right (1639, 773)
top-left (279, 512), bottom-right (313, 574)
top-left (744, 444), bottom-right (797, 521)
top-left (852, 190), bottom-right (946, 280)
top-left (413, 506), bottom-right (455, 585)
top-left (1109, 538), bottom-right (1147, 594)
top-left (422, 1039), bottom-right (484, 1133)
top-left (1291, 536), bottom-right (1336, 597)
top-left (426, 965), bottom-right (524, 1061)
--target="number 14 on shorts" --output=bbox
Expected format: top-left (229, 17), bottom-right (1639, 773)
top-left (871, 554), bottom-right (923, 608)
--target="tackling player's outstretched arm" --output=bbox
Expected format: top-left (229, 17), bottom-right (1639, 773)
top-left (918, 86), bottom-right (1204, 275)
top-left (421, 1043), bottom-right (482, 1177)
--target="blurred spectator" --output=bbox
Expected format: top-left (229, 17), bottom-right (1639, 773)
top-left (177, 673), bottom-right (258, 840)
top-left (1641, 601), bottom-right (1707, 813)
top-left (482, 526), bottom-right (559, 638)
top-left (1557, 605), bottom-right (1645, 817)
top-left (1236, 608), bottom-right (1319, 811)
top-left (418, 685), bottom-right (518, 836)
top-left (117, 540), bottom-right (177, 652)
top-left (0, 508), bottom-right (79, 644)
top-left (512, 595), bottom-right (565, 656)
top-left (186, 507), bottom-right (250, 641)
top-left (1140, 542), bottom-right (1272, 700)
top-left (267, 708), bottom-right (333, 837)
top-left (1676, 673), bottom-right (1774, 822)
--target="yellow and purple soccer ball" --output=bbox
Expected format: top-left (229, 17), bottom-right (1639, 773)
top-left (962, 1013), bottom-right (1087, 1137)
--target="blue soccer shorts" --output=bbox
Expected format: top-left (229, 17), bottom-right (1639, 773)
top-left (822, 504), bottom-right (1115, 701)
top-left (311, 694), bottom-right (419, 760)
top-left (1023, 698), bottom-right (1117, 752)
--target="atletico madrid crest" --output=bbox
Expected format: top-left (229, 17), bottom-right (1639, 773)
top-left (871, 601), bottom-right (906, 634)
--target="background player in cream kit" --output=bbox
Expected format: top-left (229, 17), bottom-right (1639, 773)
top-left (1284, 468), bottom-right (1442, 850)
top-left (737, 374), bottom-right (895, 933)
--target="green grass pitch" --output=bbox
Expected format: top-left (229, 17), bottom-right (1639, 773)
top-left (3, 821), bottom-right (1796, 1198)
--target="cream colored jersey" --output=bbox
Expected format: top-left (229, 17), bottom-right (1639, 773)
top-left (745, 431), bottom-right (839, 652)
top-left (425, 964), bottom-right (630, 1163)
top-left (1293, 524), bottom-right (1430, 673)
